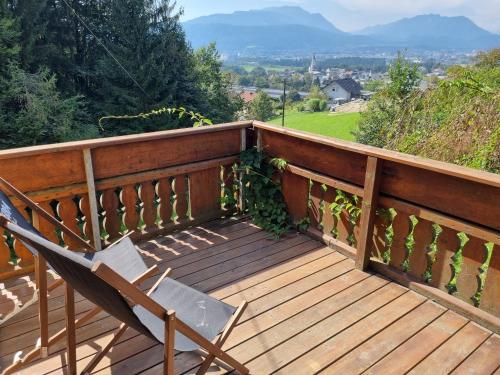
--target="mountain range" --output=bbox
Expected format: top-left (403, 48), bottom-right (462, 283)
top-left (182, 6), bottom-right (500, 54)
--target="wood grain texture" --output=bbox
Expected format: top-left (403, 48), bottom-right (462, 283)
top-left (189, 167), bottom-right (221, 219)
top-left (92, 130), bottom-right (241, 180)
top-left (0, 219), bottom-right (498, 375)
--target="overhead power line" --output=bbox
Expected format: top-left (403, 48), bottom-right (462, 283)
top-left (60, 0), bottom-right (150, 98)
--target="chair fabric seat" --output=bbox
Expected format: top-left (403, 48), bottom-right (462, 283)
top-left (134, 277), bottom-right (237, 351)
top-left (78, 237), bottom-right (148, 282)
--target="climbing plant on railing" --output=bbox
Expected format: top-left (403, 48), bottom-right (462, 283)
top-left (230, 147), bottom-right (290, 238)
top-left (98, 106), bottom-right (213, 129)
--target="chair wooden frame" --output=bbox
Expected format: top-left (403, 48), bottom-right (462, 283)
top-left (92, 261), bottom-right (250, 375)
top-left (0, 177), bottom-right (154, 375)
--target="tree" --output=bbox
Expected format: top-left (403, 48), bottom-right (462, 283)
top-left (356, 53), bottom-right (421, 147)
top-left (95, 0), bottom-right (204, 135)
top-left (0, 66), bottom-right (96, 149)
top-left (193, 43), bottom-right (242, 124)
top-left (0, 0), bottom-right (20, 75)
top-left (387, 52), bottom-right (421, 100)
top-left (249, 91), bottom-right (274, 121)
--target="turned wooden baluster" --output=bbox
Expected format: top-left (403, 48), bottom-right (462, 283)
top-left (120, 184), bottom-right (139, 234)
top-left (139, 181), bottom-right (157, 232)
top-left (0, 228), bottom-right (11, 273)
top-left (173, 175), bottom-right (188, 223)
top-left (12, 204), bottom-right (34, 264)
top-left (156, 178), bottom-right (172, 227)
top-left (36, 201), bottom-right (60, 244)
top-left (100, 189), bottom-right (121, 243)
top-left (79, 195), bottom-right (94, 244)
top-left (57, 197), bottom-right (82, 250)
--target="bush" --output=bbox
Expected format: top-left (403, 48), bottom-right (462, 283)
top-left (306, 98), bottom-right (328, 112)
top-left (356, 49), bottom-right (500, 173)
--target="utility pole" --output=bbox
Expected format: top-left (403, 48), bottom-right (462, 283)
top-left (282, 79), bottom-right (286, 127)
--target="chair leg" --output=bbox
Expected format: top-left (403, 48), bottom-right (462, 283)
top-left (80, 323), bottom-right (128, 375)
top-left (35, 255), bottom-right (49, 358)
top-left (65, 283), bottom-right (77, 375)
top-left (164, 310), bottom-right (176, 375)
top-left (196, 301), bottom-right (248, 375)
top-left (2, 306), bottom-right (102, 375)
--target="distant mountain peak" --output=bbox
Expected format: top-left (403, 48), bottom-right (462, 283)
top-left (356, 14), bottom-right (499, 50)
top-left (183, 8), bottom-right (500, 54)
top-left (184, 6), bottom-right (342, 34)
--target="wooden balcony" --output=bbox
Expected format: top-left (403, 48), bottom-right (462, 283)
top-left (0, 121), bottom-right (499, 374)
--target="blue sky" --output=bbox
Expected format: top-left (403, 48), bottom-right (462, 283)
top-left (177, 0), bottom-right (500, 33)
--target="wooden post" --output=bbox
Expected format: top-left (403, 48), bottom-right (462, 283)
top-left (239, 128), bottom-right (247, 212)
top-left (83, 149), bottom-right (102, 250)
top-left (355, 156), bottom-right (383, 270)
top-left (164, 310), bottom-right (176, 375)
top-left (65, 283), bottom-right (77, 375)
top-left (32, 211), bottom-right (49, 357)
top-left (256, 129), bottom-right (262, 151)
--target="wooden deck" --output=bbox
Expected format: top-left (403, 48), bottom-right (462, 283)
top-left (1, 218), bottom-right (499, 375)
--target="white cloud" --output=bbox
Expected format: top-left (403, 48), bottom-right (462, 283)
top-left (333, 0), bottom-right (468, 13)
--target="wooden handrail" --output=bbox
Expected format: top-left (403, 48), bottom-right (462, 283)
top-left (0, 121), bottom-right (253, 160)
top-left (253, 121), bottom-right (500, 188)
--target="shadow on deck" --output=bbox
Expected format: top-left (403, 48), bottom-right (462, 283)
top-left (1, 217), bottom-right (499, 374)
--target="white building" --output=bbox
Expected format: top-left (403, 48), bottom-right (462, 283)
top-left (321, 78), bottom-right (362, 102)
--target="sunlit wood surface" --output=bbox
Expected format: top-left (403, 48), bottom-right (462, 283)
top-left (1, 218), bottom-right (499, 374)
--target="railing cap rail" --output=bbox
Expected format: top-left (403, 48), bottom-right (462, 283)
top-left (0, 121), bottom-right (253, 160)
top-left (253, 121), bottom-right (500, 189)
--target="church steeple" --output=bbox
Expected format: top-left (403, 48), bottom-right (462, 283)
top-left (308, 54), bottom-right (317, 74)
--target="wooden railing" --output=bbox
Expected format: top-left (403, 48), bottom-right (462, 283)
top-left (0, 121), bottom-right (252, 280)
top-left (253, 121), bottom-right (500, 326)
top-left (1, 119), bottom-right (499, 328)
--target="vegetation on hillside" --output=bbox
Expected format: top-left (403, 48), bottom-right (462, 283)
top-left (0, 0), bottom-right (241, 149)
top-left (356, 50), bottom-right (499, 173)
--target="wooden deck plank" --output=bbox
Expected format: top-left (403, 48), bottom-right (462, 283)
top-left (364, 310), bottom-right (469, 374)
top-left (9, 244), bottom-right (335, 375)
top-left (408, 322), bottom-right (491, 374)
top-left (451, 334), bottom-right (500, 375)
top-left (0, 219), bottom-right (259, 321)
top-left (273, 291), bottom-right (427, 374)
top-left (320, 300), bottom-right (447, 374)
top-left (42, 245), bottom-right (332, 371)
top-left (1, 218), bottom-right (497, 375)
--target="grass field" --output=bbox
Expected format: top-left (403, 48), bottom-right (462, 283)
top-left (269, 111), bottom-right (361, 141)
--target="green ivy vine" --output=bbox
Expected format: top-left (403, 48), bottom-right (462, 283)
top-left (231, 147), bottom-right (290, 238)
top-left (98, 106), bottom-right (213, 129)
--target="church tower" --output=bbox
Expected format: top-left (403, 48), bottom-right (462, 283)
top-left (308, 54), bottom-right (317, 74)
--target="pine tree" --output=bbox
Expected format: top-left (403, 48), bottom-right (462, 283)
top-left (96, 0), bottom-right (202, 135)
top-left (0, 0), bottom-right (20, 75)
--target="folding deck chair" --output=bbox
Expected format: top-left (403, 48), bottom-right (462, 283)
top-left (1, 217), bottom-right (249, 375)
top-left (0, 177), bottom-right (158, 374)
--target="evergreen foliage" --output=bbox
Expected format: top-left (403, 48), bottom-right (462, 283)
top-left (0, 0), bottom-right (241, 148)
